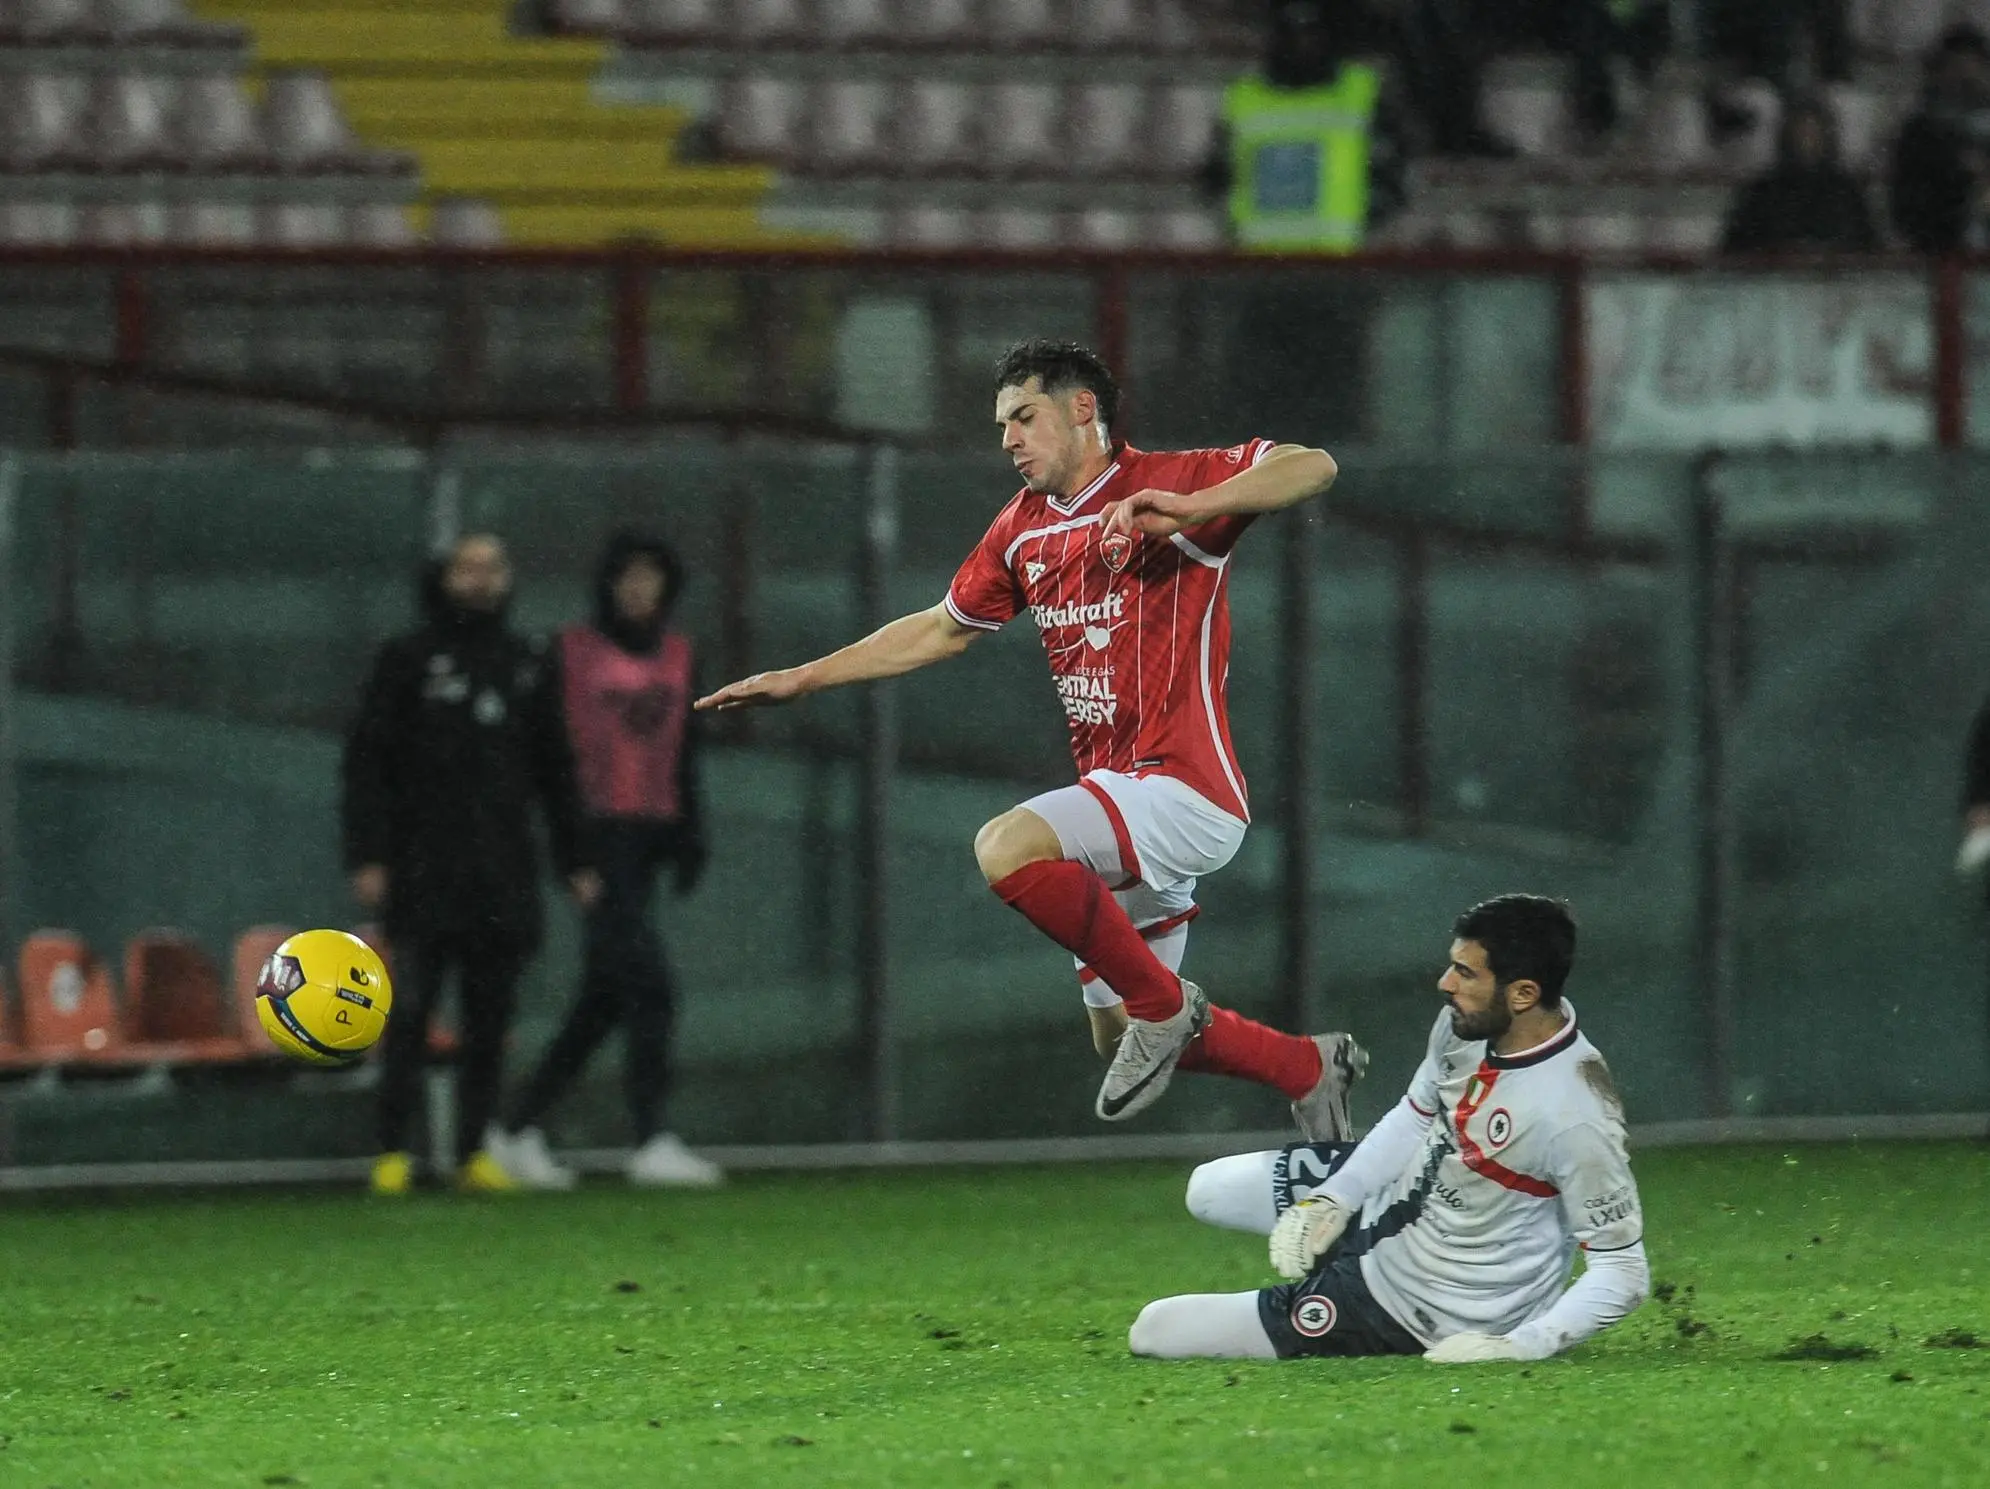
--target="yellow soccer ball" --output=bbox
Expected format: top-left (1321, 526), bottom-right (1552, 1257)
top-left (254, 929), bottom-right (393, 1067)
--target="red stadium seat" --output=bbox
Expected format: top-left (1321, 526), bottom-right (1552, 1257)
top-left (231, 925), bottom-right (296, 1052)
top-left (123, 929), bottom-right (251, 1063)
top-left (17, 930), bottom-right (124, 1063)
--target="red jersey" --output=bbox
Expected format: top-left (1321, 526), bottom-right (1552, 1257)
top-left (944, 439), bottom-right (1273, 822)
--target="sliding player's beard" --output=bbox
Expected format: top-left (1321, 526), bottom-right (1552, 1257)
top-left (1448, 986), bottom-right (1516, 1043)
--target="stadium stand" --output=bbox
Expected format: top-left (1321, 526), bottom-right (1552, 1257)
top-left (122, 928), bottom-right (250, 1062)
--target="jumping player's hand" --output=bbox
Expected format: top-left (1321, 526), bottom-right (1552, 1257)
top-left (1424, 1331), bottom-right (1534, 1364)
top-left (695, 669), bottom-right (809, 712)
top-left (1268, 1193), bottom-right (1350, 1281)
top-left (1100, 488), bottom-right (1197, 542)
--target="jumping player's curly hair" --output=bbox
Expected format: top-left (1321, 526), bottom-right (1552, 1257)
top-left (992, 339), bottom-right (1122, 434)
top-left (1453, 895), bottom-right (1577, 1008)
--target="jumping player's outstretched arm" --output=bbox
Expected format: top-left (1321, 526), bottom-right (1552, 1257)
top-left (694, 602), bottom-right (981, 712)
top-left (1101, 443), bottom-right (1337, 541)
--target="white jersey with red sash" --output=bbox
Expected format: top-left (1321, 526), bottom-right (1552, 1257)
top-left (560, 626), bottom-right (693, 822)
top-left (1352, 1005), bottom-right (1644, 1345)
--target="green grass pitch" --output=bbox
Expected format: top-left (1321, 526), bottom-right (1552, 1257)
top-left (3, 1143), bottom-right (1987, 1487)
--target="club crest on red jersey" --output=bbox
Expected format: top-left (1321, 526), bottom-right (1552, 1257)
top-left (1099, 532), bottom-right (1133, 573)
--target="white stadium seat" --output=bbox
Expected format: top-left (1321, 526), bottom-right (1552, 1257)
top-left (1639, 86), bottom-right (1710, 171)
top-left (260, 202), bottom-right (349, 248)
top-left (90, 73), bottom-right (181, 172)
top-left (1144, 83), bottom-right (1221, 176)
top-left (891, 204), bottom-right (974, 249)
top-left (808, 78), bottom-right (892, 173)
top-left (177, 73), bottom-right (268, 172)
top-left (816, 0), bottom-right (894, 48)
top-left (1074, 0), bottom-right (1145, 50)
top-left (263, 69), bottom-right (362, 171)
top-left (1070, 207), bottom-right (1138, 249)
top-left (627, 0), bottom-right (719, 42)
top-left (550, 0), bottom-right (627, 35)
top-left (716, 75), bottom-right (807, 163)
top-left (4, 72), bottom-right (92, 171)
top-left (428, 197), bottom-right (506, 247)
top-left (734, 0), bottom-right (806, 43)
top-left (79, 201), bottom-right (170, 246)
top-left (897, 0), bottom-right (978, 46)
top-left (0, 200), bottom-right (78, 245)
top-left (168, 201), bottom-right (258, 246)
top-left (1149, 207), bottom-right (1222, 250)
top-left (976, 206), bottom-right (1060, 248)
top-left (892, 78), bottom-right (978, 173)
top-left (349, 202), bottom-right (419, 247)
top-left (981, 0), bottom-right (1059, 49)
top-left (1066, 83), bottom-right (1148, 177)
top-left (981, 81), bottom-right (1064, 175)
top-left (1482, 79), bottom-right (1568, 159)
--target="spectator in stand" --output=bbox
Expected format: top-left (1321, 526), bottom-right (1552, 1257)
top-left (1561, 0), bottom-right (1670, 141)
top-left (1891, 24), bottom-right (1990, 254)
top-left (342, 534), bottom-right (597, 1196)
top-left (1722, 95), bottom-right (1878, 254)
top-left (486, 532), bottom-right (722, 1190)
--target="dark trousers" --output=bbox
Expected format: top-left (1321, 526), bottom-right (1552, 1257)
top-left (1563, 2), bottom-right (1670, 135)
top-left (507, 820), bottom-right (677, 1144)
top-left (376, 933), bottom-right (527, 1164)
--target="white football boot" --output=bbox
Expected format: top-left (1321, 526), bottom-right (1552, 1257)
top-left (1290, 1033), bottom-right (1370, 1143)
top-left (626, 1133), bottom-right (724, 1189)
top-left (1095, 978), bottom-right (1210, 1121)
top-left (486, 1126), bottom-right (577, 1191)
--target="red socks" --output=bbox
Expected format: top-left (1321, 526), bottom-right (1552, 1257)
top-left (991, 860), bottom-right (1184, 1021)
top-left (1179, 1007), bottom-right (1324, 1101)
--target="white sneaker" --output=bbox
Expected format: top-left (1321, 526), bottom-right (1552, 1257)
top-left (1291, 1033), bottom-right (1369, 1143)
top-left (1095, 979), bottom-right (1210, 1122)
top-left (627, 1133), bottom-right (724, 1189)
top-left (487, 1125), bottom-right (577, 1191)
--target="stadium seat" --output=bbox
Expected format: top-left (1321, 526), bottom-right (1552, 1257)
top-left (428, 196), bottom-right (504, 246)
top-left (808, 78), bottom-right (893, 174)
top-left (736, 0), bottom-right (807, 43)
top-left (1824, 83), bottom-right (1888, 175)
top-left (982, 0), bottom-right (1058, 48)
top-left (176, 72), bottom-right (269, 172)
top-left (168, 200), bottom-right (257, 245)
top-left (549, 0), bottom-right (627, 36)
top-left (1066, 82), bottom-right (1148, 177)
top-left (1149, 206), bottom-right (1221, 250)
top-left (717, 75), bottom-right (807, 163)
top-left (0, 200), bottom-right (77, 245)
top-left (97, 0), bottom-right (242, 47)
top-left (898, 0), bottom-right (978, 47)
top-left (1719, 78), bottom-right (1782, 177)
top-left (17, 931), bottom-right (123, 1063)
top-left (16, 0), bottom-right (101, 45)
top-left (977, 205), bottom-right (1059, 248)
top-left (1568, 213), bottom-right (1643, 255)
top-left (89, 72), bottom-right (182, 173)
top-left (626, 0), bottom-right (719, 43)
top-left (230, 925), bottom-right (295, 1052)
top-left (259, 202), bottom-right (347, 247)
top-left (1071, 206), bottom-right (1138, 248)
top-left (981, 81), bottom-right (1064, 176)
top-left (1073, 0), bottom-right (1146, 50)
top-left (1483, 75), bottom-right (1569, 159)
top-left (817, 0), bottom-right (893, 48)
top-left (5, 73), bottom-right (92, 172)
top-left (893, 79), bottom-right (978, 173)
top-left (1144, 83), bottom-right (1221, 176)
top-left (891, 202), bottom-right (973, 247)
top-left (1639, 84), bottom-right (1710, 171)
top-left (1149, 0), bottom-right (1199, 50)
top-left (349, 201), bottom-right (418, 247)
top-left (1859, 0), bottom-right (1944, 58)
top-left (1647, 212), bottom-right (1721, 254)
top-left (78, 201), bottom-right (169, 245)
top-left (123, 930), bottom-right (247, 1062)
top-left (264, 69), bottom-right (406, 175)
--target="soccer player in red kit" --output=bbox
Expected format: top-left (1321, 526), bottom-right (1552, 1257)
top-left (697, 339), bottom-right (1364, 1131)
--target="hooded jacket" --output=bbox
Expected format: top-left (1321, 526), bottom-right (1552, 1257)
top-left (560, 532), bottom-right (707, 879)
top-left (340, 560), bottom-right (587, 952)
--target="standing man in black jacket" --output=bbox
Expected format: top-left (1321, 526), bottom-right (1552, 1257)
top-left (342, 532), bottom-right (598, 1195)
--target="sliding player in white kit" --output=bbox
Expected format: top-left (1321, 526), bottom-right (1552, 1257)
top-left (698, 339), bottom-right (1366, 1133)
top-left (1131, 896), bottom-right (1650, 1364)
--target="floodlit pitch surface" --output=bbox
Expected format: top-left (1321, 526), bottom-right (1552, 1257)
top-left (2, 1144), bottom-right (1985, 1487)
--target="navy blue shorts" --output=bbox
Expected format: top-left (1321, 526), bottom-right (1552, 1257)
top-left (1259, 1141), bottom-right (1424, 1359)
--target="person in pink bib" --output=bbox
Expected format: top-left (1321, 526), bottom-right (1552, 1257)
top-left (488, 531), bottom-right (723, 1190)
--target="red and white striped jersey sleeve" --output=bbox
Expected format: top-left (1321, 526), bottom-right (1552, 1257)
top-left (1174, 437), bottom-right (1278, 560)
top-left (943, 496), bottom-right (1025, 633)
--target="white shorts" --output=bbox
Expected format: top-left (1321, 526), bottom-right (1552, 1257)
top-left (1018, 769), bottom-right (1248, 1009)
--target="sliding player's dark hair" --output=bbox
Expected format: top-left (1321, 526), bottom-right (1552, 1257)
top-left (993, 339), bottom-right (1121, 433)
top-left (1453, 895), bottom-right (1576, 1008)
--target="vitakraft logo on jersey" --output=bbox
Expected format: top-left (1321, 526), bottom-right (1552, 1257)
top-left (1029, 591), bottom-right (1125, 636)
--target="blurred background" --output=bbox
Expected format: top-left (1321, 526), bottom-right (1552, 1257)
top-left (0, 0), bottom-right (1986, 1177)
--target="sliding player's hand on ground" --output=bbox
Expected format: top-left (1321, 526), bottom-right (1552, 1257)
top-left (1100, 489), bottom-right (1194, 542)
top-left (1268, 1194), bottom-right (1351, 1281)
top-left (694, 669), bottom-right (808, 712)
top-left (1424, 1331), bottom-right (1537, 1364)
